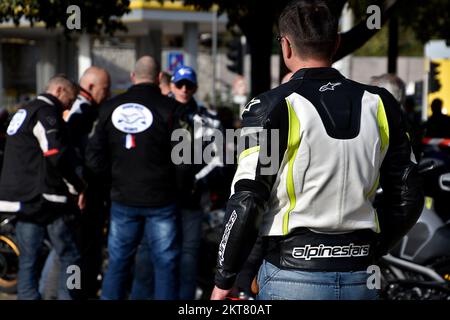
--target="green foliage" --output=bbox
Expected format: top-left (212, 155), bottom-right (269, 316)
top-left (1, 0), bottom-right (448, 41)
top-left (0, 0), bottom-right (131, 35)
top-left (355, 24), bottom-right (423, 56)
top-left (347, 0), bottom-right (450, 44)
top-left (398, 0), bottom-right (450, 42)
top-left (184, 0), bottom-right (450, 44)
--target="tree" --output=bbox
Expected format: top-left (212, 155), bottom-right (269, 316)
top-left (0, 0), bottom-right (130, 35)
top-left (1, 1), bottom-right (449, 95)
top-left (181, 0), bottom-right (402, 96)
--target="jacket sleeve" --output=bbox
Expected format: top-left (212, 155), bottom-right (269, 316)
top-left (85, 105), bottom-right (111, 180)
top-left (214, 96), bottom-right (288, 289)
top-left (376, 89), bottom-right (424, 257)
top-left (33, 106), bottom-right (86, 193)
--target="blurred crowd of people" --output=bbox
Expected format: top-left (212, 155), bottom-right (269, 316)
top-left (0, 56), bottom-right (236, 300)
top-left (0, 52), bottom-right (447, 300)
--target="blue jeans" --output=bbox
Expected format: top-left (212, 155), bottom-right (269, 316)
top-left (39, 249), bottom-right (60, 300)
top-left (130, 208), bottom-right (203, 300)
top-left (256, 260), bottom-right (379, 300)
top-left (179, 209), bottom-right (203, 300)
top-left (16, 217), bottom-right (81, 300)
top-left (130, 240), bottom-right (154, 300)
top-left (100, 202), bottom-right (179, 300)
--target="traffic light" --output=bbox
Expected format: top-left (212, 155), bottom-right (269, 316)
top-left (429, 61), bottom-right (441, 94)
top-left (227, 36), bottom-right (243, 75)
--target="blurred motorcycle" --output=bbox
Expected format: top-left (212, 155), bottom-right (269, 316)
top-left (379, 150), bottom-right (450, 300)
top-left (0, 214), bottom-right (19, 294)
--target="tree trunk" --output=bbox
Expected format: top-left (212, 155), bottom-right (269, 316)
top-left (239, 10), bottom-right (275, 97)
top-left (246, 32), bottom-right (272, 97)
top-left (388, 15), bottom-right (398, 73)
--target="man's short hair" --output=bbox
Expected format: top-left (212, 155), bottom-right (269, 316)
top-left (278, 0), bottom-right (338, 60)
top-left (160, 71), bottom-right (172, 86)
top-left (46, 74), bottom-right (79, 94)
top-left (134, 56), bottom-right (160, 82)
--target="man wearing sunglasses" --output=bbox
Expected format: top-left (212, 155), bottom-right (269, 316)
top-left (170, 65), bottom-right (224, 299)
top-left (170, 67), bottom-right (198, 104)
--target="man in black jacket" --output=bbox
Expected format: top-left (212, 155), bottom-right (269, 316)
top-left (66, 66), bottom-right (110, 158)
top-left (86, 56), bottom-right (180, 300)
top-left (34, 67), bottom-right (112, 300)
top-left (170, 65), bottom-right (224, 299)
top-left (0, 75), bottom-right (86, 300)
top-left (67, 66), bottom-right (111, 299)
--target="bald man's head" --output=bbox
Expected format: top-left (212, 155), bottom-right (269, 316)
top-left (46, 74), bottom-right (79, 110)
top-left (131, 56), bottom-right (160, 84)
top-left (79, 66), bottom-right (111, 105)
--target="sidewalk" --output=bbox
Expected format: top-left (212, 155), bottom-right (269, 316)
top-left (0, 292), bottom-right (16, 300)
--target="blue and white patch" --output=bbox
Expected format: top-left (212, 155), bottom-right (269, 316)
top-left (111, 103), bottom-right (153, 134)
top-left (7, 109), bottom-right (27, 135)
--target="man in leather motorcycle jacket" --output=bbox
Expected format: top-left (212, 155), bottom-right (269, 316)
top-left (211, 0), bottom-right (423, 300)
top-left (0, 75), bottom-right (86, 299)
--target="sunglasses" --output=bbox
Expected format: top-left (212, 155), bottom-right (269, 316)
top-left (276, 35), bottom-right (284, 43)
top-left (276, 34), bottom-right (292, 48)
top-left (174, 81), bottom-right (196, 91)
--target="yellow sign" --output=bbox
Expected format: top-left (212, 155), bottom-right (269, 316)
top-left (428, 59), bottom-right (450, 116)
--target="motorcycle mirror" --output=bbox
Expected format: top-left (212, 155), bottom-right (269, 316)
top-left (439, 173), bottom-right (450, 192)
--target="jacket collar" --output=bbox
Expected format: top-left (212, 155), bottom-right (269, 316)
top-left (129, 82), bottom-right (161, 94)
top-left (79, 87), bottom-right (96, 104)
top-left (291, 67), bottom-right (345, 81)
top-left (37, 93), bottom-right (64, 111)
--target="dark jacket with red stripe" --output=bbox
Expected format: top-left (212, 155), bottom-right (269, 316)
top-left (0, 94), bottom-right (85, 212)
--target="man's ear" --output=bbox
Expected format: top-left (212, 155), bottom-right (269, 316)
top-left (55, 85), bottom-right (63, 97)
top-left (158, 72), bottom-right (164, 83)
top-left (130, 72), bottom-right (135, 83)
top-left (282, 36), bottom-right (293, 61)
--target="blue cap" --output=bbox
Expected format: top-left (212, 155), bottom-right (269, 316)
top-left (171, 66), bottom-right (197, 85)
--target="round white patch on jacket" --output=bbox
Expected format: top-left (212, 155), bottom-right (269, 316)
top-left (7, 109), bottom-right (27, 135)
top-left (111, 103), bottom-right (153, 134)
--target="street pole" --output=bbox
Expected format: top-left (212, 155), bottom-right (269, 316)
top-left (0, 41), bottom-right (3, 108)
top-left (77, 33), bottom-right (92, 80)
top-left (333, 3), bottom-right (353, 78)
top-left (211, 9), bottom-right (218, 109)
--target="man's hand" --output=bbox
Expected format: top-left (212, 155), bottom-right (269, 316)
top-left (210, 286), bottom-right (231, 300)
top-left (78, 191), bottom-right (86, 210)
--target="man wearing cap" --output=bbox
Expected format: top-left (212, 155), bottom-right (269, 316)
top-left (170, 65), bottom-right (224, 299)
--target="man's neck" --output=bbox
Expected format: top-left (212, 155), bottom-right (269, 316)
top-left (290, 58), bottom-right (332, 73)
top-left (133, 79), bottom-right (154, 85)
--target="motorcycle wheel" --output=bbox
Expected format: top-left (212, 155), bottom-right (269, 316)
top-left (0, 235), bottom-right (19, 294)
